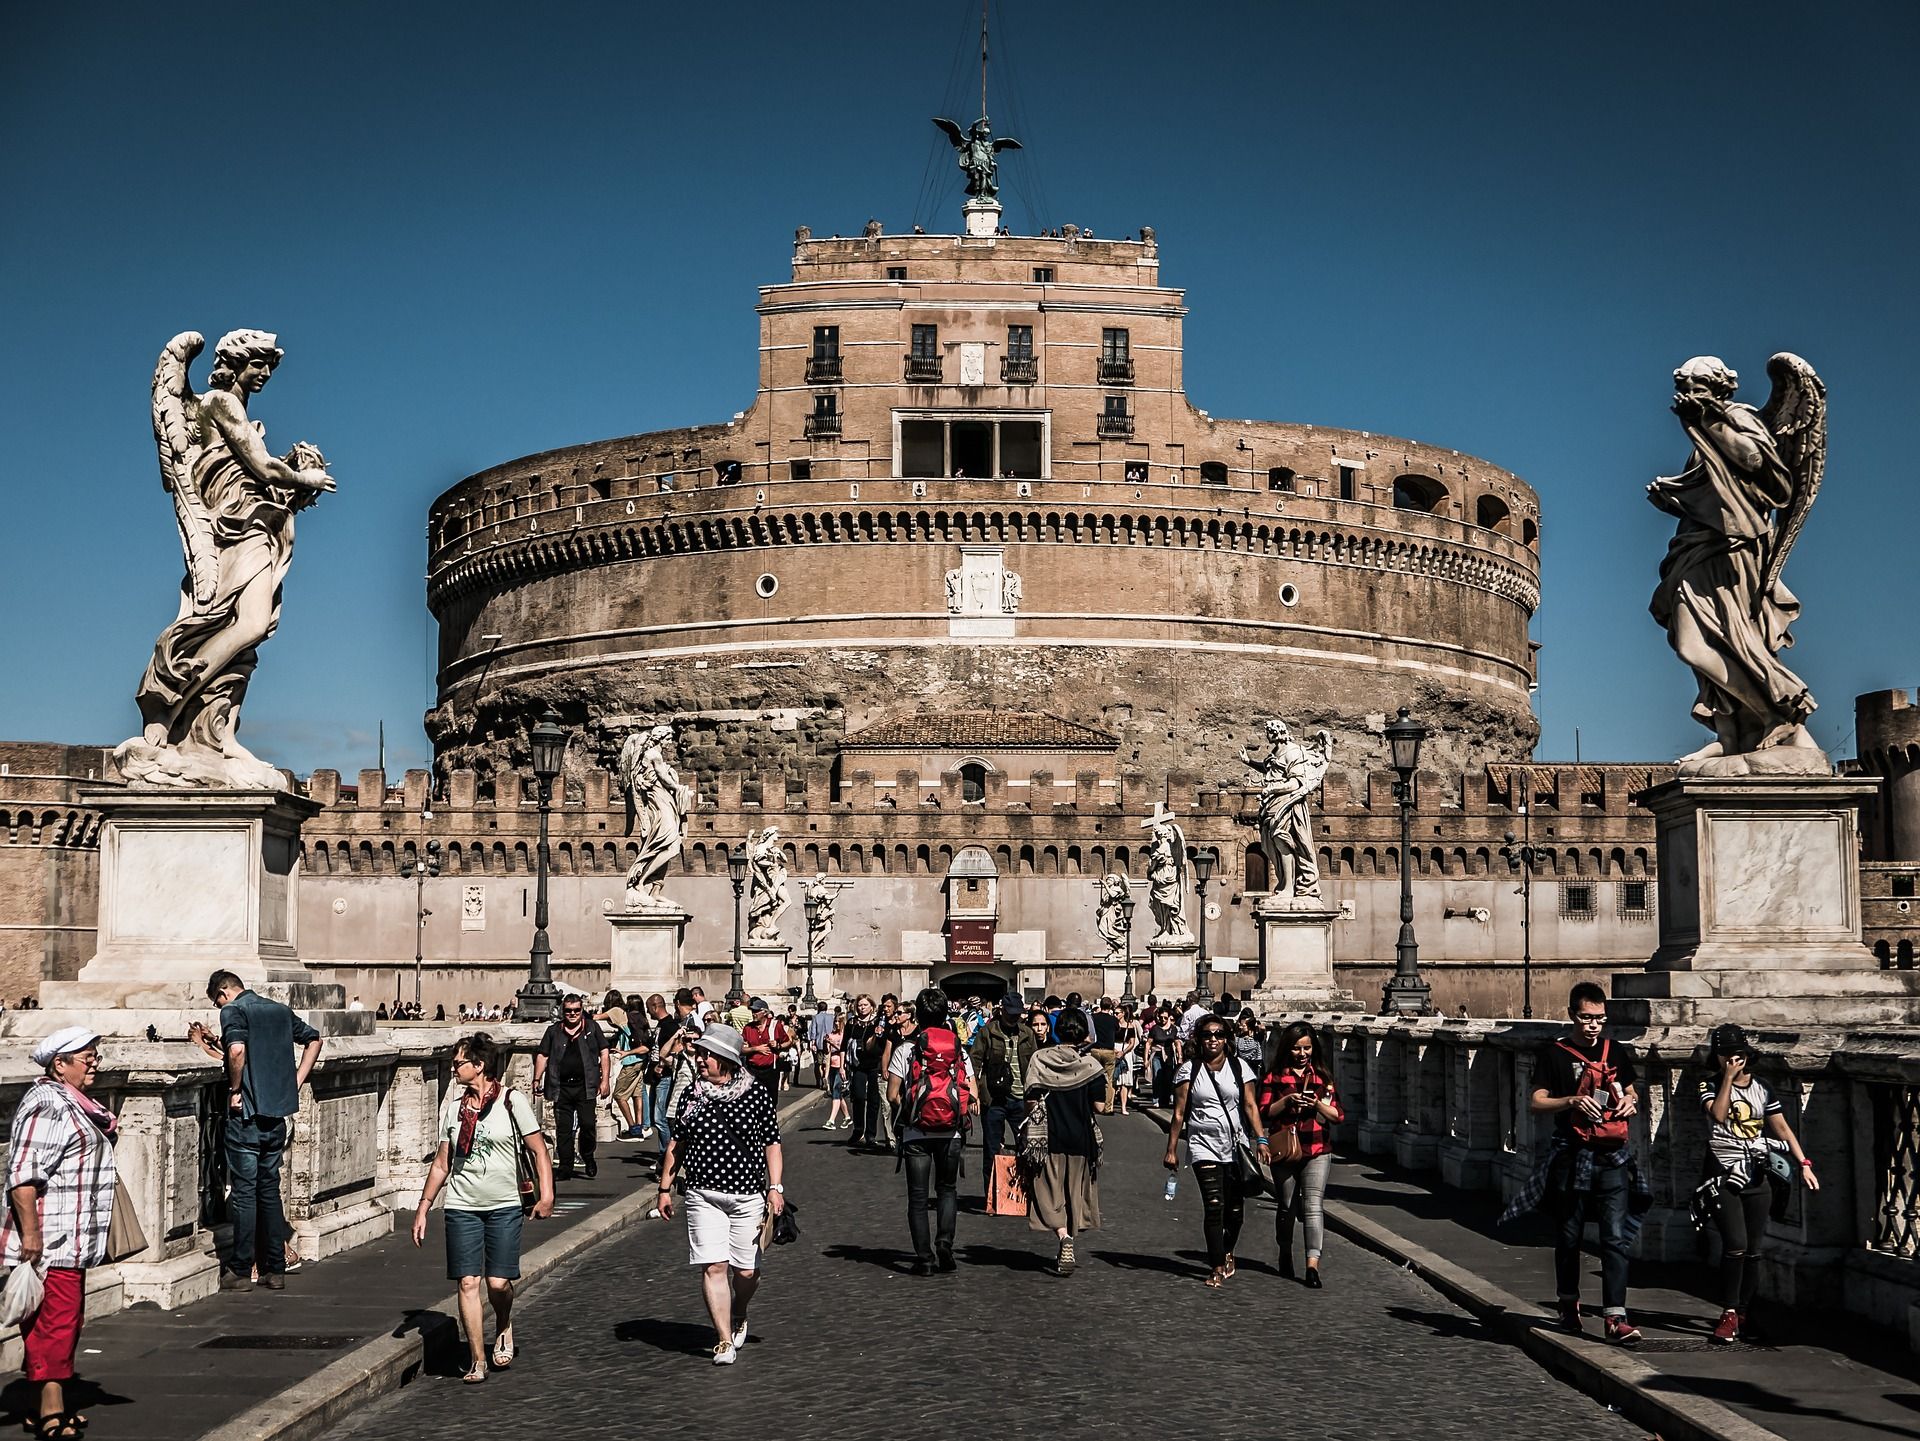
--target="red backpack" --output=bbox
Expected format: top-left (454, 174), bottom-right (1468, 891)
top-left (1555, 1038), bottom-right (1628, 1146)
top-left (904, 1026), bottom-right (973, 1133)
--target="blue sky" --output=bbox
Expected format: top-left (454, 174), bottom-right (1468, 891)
top-left (3, 2), bottom-right (1914, 775)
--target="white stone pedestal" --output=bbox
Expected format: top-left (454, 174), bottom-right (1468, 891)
top-left (1148, 938), bottom-right (1200, 998)
top-left (1250, 899), bottom-right (1354, 1013)
top-left (962, 198), bottom-right (1001, 238)
top-left (1612, 774), bottom-right (1920, 1025)
top-left (741, 940), bottom-right (793, 999)
top-left (608, 907), bottom-right (689, 998)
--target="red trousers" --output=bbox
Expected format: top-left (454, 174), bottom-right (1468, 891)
top-left (22, 1267), bottom-right (83, 1383)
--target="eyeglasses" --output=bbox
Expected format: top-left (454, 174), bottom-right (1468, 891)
top-left (1573, 1011), bottom-right (1607, 1023)
top-left (1198, 1032), bottom-right (1229, 1043)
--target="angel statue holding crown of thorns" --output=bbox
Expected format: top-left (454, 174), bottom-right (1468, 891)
top-left (117, 330), bottom-right (335, 791)
top-left (1646, 352), bottom-right (1827, 776)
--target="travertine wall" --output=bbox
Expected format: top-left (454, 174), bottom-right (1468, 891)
top-left (0, 744), bottom-right (109, 996)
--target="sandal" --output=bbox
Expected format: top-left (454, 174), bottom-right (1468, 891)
top-left (28, 1417), bottom-right (81, 1440)
top-left (1205, 1267), bottom-right (1227, 1289)
top-left (462, 1362), bottom-right (487, 1385)
top-left (492, 1332), bottom-right (515, 1369)
top-left (1222, 1253), bottom-right (1236, 1279)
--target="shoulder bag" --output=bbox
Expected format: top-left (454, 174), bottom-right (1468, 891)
top-left (105, 1177), bottom-right (147, 1262)
top-left (508, 1090), bottom-right (543, 1216)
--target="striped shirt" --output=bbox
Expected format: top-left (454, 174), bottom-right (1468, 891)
top-left (3, 1079), bottom-right (118, 1269)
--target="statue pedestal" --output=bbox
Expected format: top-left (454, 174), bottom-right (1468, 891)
top-left (961, 198), bottom-right (1001, 238)
top-left (1611, 775), bottom-right (1920, 1025)
top-left (8, 788), bottom-right (369, 1039)
top-left (1250, 898), bottom-right (1354, 1014)
top-left (608, 908), bottom-right (689, 998)
top-left (1147, 938), bottom-right (1200, 998)
top-left (741, 941), bottom-right (793, 999)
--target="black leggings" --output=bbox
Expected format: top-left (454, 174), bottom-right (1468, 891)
top-left (1715, 1173), bottom-right (1772, 1310)
top-left (1192, 1161), bottom-right (1245, 1270)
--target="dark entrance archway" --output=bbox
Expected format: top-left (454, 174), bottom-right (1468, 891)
top-left (938, 970), bottom-right (1010, 1001)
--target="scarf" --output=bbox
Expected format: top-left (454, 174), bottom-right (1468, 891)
top-left (1025, 1044), bottom-right (1102, 1092)
top-left (58, 1080), bottom-right (118, 1139)
top-left (455, 1082), bottom-right (501, 1157)
top-left (680, 1068), bottom-right (754, 1123)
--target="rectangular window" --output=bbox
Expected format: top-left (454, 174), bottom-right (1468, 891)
top-left (812, 325), bottom-right (839, 360)
top-left (1619, 880), bottom-right (1652, 917)
top-left (1031, 266), bottom-right (1053, 283)
top-left (1007, 325), bottom-right (1033, 360)
top-left (714, 460), bottom-right (742, 485)
top-left (1338, 465), bottom-right (1357, 501)
top-left (1124, 461), bottom-right (1149, 483)
top-left (1268, 467), bottom-right (1295, 492)
top-left (1103, 395), bottom-right (1129, 418)
top-left (1101, 328), bottom-right (1131, 362)
top-left (788, 459), bottom-right (812, 480)
top-left (886, 266), bottom-right (907, 280)
top-left (1561, 882), bottom-right (1595, 918)
top-left (911, 324), bottom-right (939, 359)
top-left (1895, 876), bottom-right (1916, 898)
top-left (812, 393), bottom-right (838, 418)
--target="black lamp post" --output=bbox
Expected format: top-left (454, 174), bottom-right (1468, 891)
top-left (412, 837), bottom-right (440, 1009)
top-left (1118, 893), bottom-right (1137, 1006)
top-left (1191, 849), bottom-right (1216, 1001)
top-left (801, 890), bottom-right (822, 1009)
top-left (1502, 800), bottom-right (1536, 1020)
top-left (515, 709), bottom-right (567, 1024)
top-left (1381, 706), bottom-right (1434, 1015)
top-left (727, 848), bottom-right (749, 997)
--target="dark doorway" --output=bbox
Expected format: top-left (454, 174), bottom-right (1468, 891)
top-left (939, 970), bottom-right (1010, 1001)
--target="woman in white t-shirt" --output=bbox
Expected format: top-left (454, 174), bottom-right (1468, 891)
top-left (1163, 1016), bottom-right (1270, 1288)
top-left (1697, 1023), bottom-right (1817, 1346)
top-left (411, 1033), bottom-right (554, 1384)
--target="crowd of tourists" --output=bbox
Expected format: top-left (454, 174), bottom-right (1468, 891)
top-left (0, 975), bottom-right (1827, 1409)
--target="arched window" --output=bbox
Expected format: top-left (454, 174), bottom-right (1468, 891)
top-left (959, 761), bottom-right (988, 803)
top-left (1267, 467), bottom-right (1295, 493)
top-left (1245, 845), bottom-right (1270, 893)
top-left (1522, 517), bottom-right (1538, 546)
top-left (1199, 461), bottom-right (1229, 486)
top-left (1475, 494), bottom-right (1511, 534)
top-left (1393, 474), bottom-right (1447, 514)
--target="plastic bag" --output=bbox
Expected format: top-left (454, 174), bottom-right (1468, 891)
top-left (1, 1261), bottom-right (44, 1329)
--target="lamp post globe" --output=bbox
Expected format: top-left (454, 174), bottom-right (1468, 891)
top-left (516, 708), bottom-right (567, 1024)
top-left (727, 847), bottom-right (749, 997)
top-left (1381, 706), bottom-right (1434, 1016)
top-left (1191, 848), bottom-right (1216, 1002)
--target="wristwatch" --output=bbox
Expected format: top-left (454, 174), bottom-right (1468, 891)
top-left (769, 1182), bottom-right (786, 1193)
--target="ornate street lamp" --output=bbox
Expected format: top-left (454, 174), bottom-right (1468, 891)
top-left (412, 837), bottom-right (440, 1009)
top-left (727, 847), bottom-right (749, 997)
top-left (1118, 892), bottom-right (1137, 1007)
top-left (515, 709), bottom-right (567, 1024)
top-left (1381, 706), bottom-right (1434, 1015)
top-left (1502, 800), bottom-right (1537, 1019)
top-left (802, 889), bottom-right (822, 1009)
top-left (1191, 848), bottom-right (1216, 1002)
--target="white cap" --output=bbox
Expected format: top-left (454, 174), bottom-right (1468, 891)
top-left (31, 1027), bottom-right (100, 1068)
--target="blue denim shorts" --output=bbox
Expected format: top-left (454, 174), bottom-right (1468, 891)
top-left (444, 1205), bottom-right (523, 1280)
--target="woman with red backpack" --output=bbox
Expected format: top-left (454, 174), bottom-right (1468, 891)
top-left (887, 988), bottom-right (980, 1275)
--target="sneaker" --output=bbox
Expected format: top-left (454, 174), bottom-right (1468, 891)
top-left (639, 1127), bottom-right (654, 1139)
top-left (935, 1244), bottom-right (956, 1274)
top-left (1604, 1315), bottom-right (1642, 1347)
top-left (1556, 1298), bottom-right (1583, 1334)
top-left (1711, 1308), bottom-right (1740, 1345)
top-left (731, 1319), bottom-right (748, 1348)
top-left (712, 1342), bottom-right (737, 1366)
top-left (1055, 1239), bottom-right (1077, 1276)
top-left (283, 1245), bottom-right (303, 1273)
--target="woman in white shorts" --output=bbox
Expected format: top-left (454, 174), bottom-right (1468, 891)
top-left (656, 1024), bottom-right (786, 1365)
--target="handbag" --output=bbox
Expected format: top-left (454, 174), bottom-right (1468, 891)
top-left (508, 1091), bottom-right (542, 1216)
top-left (105, 1178), bottom-right (147, 1262)
top-left (1017, 1099), bottom-right (1050, 1171)
top-left (1199, 1058), bottom-right (1270, 1196)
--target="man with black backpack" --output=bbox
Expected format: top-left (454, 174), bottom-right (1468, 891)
top-left (887, 989), bottom-right (980, 1274)
top-left (970, 993), bottom-right (1039, 1169)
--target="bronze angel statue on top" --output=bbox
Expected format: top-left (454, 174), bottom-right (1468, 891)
top-left (117, 330), bottom-right (335, 791)
top-left (932, 116), bottom-right (1021, 202)
top-left (1647, 352), bottom-right (1826, 775)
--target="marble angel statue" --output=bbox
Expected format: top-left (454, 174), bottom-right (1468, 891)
top-left (618, 723), bottom-right (694, 910)
top-left (1648, 353), bottom-right (1827, 775)
top-left (1141, 806), bottom-right (1193, 944)
top-left (1094, 872), bottom-right (1132, 964)
top-left (117, 330), bottom-right (335, 790)
top-left (1241, 720), bottom-right (1334, 901)
top-left (746, 826), bottom-right (791, 941)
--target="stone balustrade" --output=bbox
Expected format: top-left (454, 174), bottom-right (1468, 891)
top-left (0, 1024), bottom-right (546, 1367)
top-left (1291, 1012), bottom-right (1920, 1348)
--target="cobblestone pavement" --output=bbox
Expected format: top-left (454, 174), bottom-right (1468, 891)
top-left (328, 1104), bottom-right (1641, 1440)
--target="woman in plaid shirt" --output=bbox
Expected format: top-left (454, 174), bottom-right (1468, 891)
top-left (1260, 1022), bottom-right (1344, 1288)
top-left (4, 1028), bottom-right (120, 1439)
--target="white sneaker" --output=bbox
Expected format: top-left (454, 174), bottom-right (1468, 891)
top-left (712, 1342), bottom-right (737, 1366)
top-left (639, 1127), bottom-right (654, 1139)
top-left (731, 1319), bottom-right (748, 1348)
top-left (647, 1206), bottom-right (662, 1219)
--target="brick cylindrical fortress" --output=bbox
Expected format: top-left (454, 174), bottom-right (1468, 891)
top-left (424, 227), bottom-right (1541, 789)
